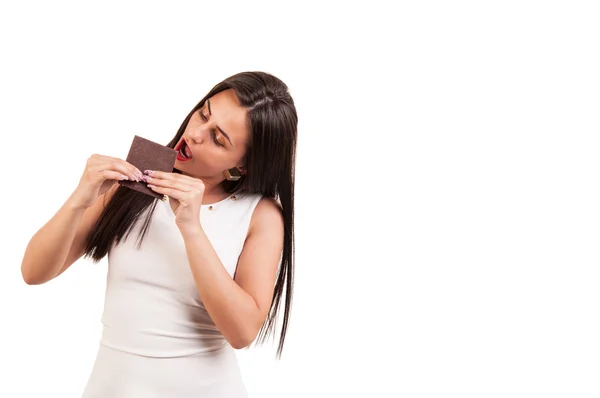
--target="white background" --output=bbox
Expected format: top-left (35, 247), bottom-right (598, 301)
top-left (1, 1), bottom-right (599, 397)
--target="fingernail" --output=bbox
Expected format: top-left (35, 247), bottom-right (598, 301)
top-left (147, 184), bottom-right (156, 189)
top-left (142, 175), bottom-right (152, 181)
top-left (144, 170), bottom-right (154, 176)
top-left (120, 174), bottom-right (129, 180)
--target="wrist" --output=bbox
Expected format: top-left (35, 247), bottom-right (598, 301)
top-left (66, 191), bottom-right (91, 212)
top-left (177, 222), bottom-right (204, 238)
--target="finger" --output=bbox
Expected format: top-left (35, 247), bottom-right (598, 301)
top-left (115, 160), bottom-right (143, 181)
top-left (90, 155), bottom-right (142, 181)
top-left (147, 184), bottom-right (183, 201)
top-left (143, 169), bottom-right (167, 178)
top-left (99, 170), bottom-right (130, 182)
top-left (117, 164), bottom-right (142, 181)
top-left (142, 170), bottom-right (195, 187)
top-left (143, 170), bottom-right (185, 182)
top-left (92, 163), bottom-right (137, 182)
top-left (105, 160), bottom-right (142, 181)
top-left (144, 169), bottom-right (196, 182)
top-left (144, 170), bottom-right (203, 189)
top-left (143, 175), bottom-right (192, 192)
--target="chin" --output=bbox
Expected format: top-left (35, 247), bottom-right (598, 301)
top-left (174, 164), bottom-right (201, 179)
top-left (173, 161), bottom-right (189, 176)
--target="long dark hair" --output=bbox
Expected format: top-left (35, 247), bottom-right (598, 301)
top-left (84, 71), bottom-right (297, 357)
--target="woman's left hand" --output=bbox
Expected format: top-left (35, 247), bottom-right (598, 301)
top-left (143, 170), bottom-right (205, 230)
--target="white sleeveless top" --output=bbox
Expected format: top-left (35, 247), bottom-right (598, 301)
top-left (82, 192), bottom-right (262, 397)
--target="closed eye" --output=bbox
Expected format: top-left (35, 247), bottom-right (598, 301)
top-left (211, 132), bottom-right (224, 147)
top-left (198, 105), bottom-right (230, 148)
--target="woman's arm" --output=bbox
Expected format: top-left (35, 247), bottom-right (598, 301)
top-left (21, 185), bottom-right (117, 285)
top-left (21, 154), bottom-right (141, 285)
top-left (180, 198), bottom-right (283, 349)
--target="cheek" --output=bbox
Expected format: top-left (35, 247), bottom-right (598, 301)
top-left (193, 150), bottom-right (229, 171)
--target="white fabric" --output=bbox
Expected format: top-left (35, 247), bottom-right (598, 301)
top-left (82, 192), bottom-right (263, 397)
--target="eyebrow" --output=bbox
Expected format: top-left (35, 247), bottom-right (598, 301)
top-left (206, 99), bottom-right (233, 146)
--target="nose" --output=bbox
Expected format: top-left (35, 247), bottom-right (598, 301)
top-left (187, 125), bottom-right (206, 145)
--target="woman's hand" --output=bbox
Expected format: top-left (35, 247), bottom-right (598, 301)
top-left (71, 154), bottom-right (143, 209)
top-left (143, 170), bottom-right (205, 230)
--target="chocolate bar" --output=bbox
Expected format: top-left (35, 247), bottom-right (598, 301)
top-left (119, 135), bottom-right (177, 199)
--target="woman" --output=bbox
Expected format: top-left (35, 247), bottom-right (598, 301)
top-left (21, 71), bottom-right (297, 397)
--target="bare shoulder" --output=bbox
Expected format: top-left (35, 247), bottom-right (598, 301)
top-left (249, 196), bottom-right (284, 234)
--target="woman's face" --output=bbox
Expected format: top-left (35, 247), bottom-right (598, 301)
top-left (174, 89), bottom-right (250, 181)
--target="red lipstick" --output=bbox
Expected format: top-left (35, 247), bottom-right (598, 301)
top-left (175, 137), bottom-right (193, 162)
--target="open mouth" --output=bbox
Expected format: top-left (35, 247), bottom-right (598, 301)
top-left (175, 137), bottom-right (193, 161)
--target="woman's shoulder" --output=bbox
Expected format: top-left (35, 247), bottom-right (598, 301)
top-left (235, 192), bottom-right (280, 212)
top-left (250, 196), bottom-right (283, 230)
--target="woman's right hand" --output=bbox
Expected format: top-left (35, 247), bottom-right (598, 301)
top-left (70, 154), bottom-right (143, 209)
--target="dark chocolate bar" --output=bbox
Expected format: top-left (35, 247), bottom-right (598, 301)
top-left (119, 135), bottom-right (177, 199)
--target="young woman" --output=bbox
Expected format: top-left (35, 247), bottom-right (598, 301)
top-left (21, 71), bottom-right (297, 397)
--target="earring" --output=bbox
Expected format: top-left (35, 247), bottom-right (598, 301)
top-left (224, 168), bottom-right (242, 181)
